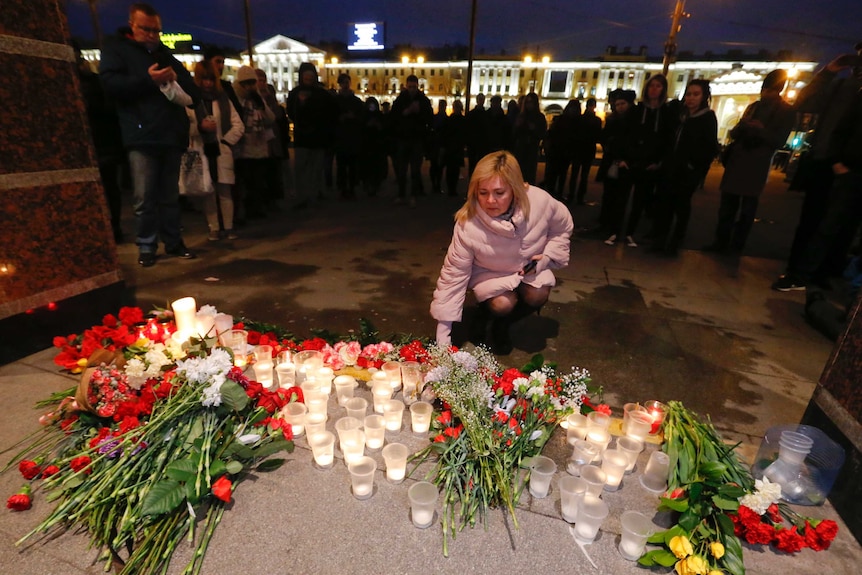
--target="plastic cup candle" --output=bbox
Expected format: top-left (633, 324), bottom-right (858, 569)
top-left (409, 401), bottom-right (433, 433)
top-left (567, 440), bottom-right (600, 476)
top-left (566, 413), bottom-right (589, 445)
top-left (382, 361), bottom-right (402, 391)
top-left (281, 402), bottom-right (307, 436)
top-left (372, 383), bottom-right (393, 414)
top-left (252, 361), bottom-right (275, 389)
top-left (625, 411), bottom-right (653, 442)
top-left (585, 428), bottom-right (611, 458)
top-left (400, 361), bottom-right (422, 404)
top-left (622, 402), bottom-right (648, 435)
top-left (276, 363), bottom-right (296, 388)
top-left (371, 371), bottom-right (390, 392)
top-left (640, 451), bottom-right (670, 493)
top-left (382, 399), bottom-right (405, 431)
top-left (558, 475), bottom-right (587, 523)
top-left (309, 431), bottom-right (335, 469)
top-left (170, 297), bottom-right (197, 342)
top-left (339, 428), bottom-right (366, 465)
top-left (408, 481), bottom-right (438, 528)
top-left (334, 416), bottom-right (362, 442)
top-left (316, 367), bottom-right (334, 394)
top-left (195, 312), bottom-right (215, 339)
top-left (294, 350), bottom-right (323, 385)
top-left (347, 456), bottom-right (377, 499)
top-left (364, 414), bottom-right (386, 449)
top-left (345, 397), bottom-right (368, 421)
top-left (616, 436), bottom-right (644, 473)
top-left (580, 464), bottom-right (607, 498)
top-left (574, 495), bottom-right (609, 544)
top-left (619, 510), bottom-right (655, 561)
top-left (333, 375), bottom-right (358, 406)
top-left (304, 391), bottom-right (328, 418)
top-left (601, 448), bottom-right (628, 491)
top-left (304, 412), bottom-right (327, 437)
top-left (276, 350), bottom-right (292, 365)
top-left (382, 442), bottom-right (409, 483)
top-left (586, 410), bottom-right (611, 434)
top-left (529, 455), bottom-right (557, 498)
top-left (224, 329), bottom-right (248, 367)
top-left (253, 345), bottom-right (273, 363)
top-left (644, 400), bottom-right (668, 435)
top-left (213, 313), bottom-right (233, 341)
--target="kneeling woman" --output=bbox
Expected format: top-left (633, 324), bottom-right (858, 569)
top-left (431, 151), bottom-right (574, 353)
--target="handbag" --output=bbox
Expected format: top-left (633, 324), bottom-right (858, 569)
top-left (719, 141), bottom-right (737, 166)
top-left (178, 149), bottom-right (214, 196)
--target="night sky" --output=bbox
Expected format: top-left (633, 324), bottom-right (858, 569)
top-left (66, 1), bottom-right (860, 64)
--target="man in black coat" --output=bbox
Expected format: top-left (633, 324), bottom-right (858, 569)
top-left (389, 75), bottom-right (433, 207)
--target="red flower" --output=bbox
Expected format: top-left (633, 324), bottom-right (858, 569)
top-left (300, 337), bottom-right (327, 351)
top-left (774, 525), bottom-right (806, 553)
top-left (6, 485), bottom-right (32, 511)
top-left (594, 403), bottom-right (612, 416)
top-left (41, 465), bottom-right (61, 478)
top-left (444, 425), bottom-right (463, 439)
top-left (118, 306), bottom-right (144, 326)
top-left (668, 487), bottom-right (686, 499)
top-left (212, 475), bottom-right (232, 502)
top-left (433, 434), bottom-right (447, 443)
top-left (767, 503), bottom-right (782, 523)
top-left (18, 460), bottom-right (41, 480)
top-left (493, 411), bottom-right (509, 424)
top-left (70, 455), bottom-right (92, 474)
top-left (102, 314), bottom-right (118, 327)
top-left (743, 520), bottom-right (776, 545)
top-left (437, 410), bottom-right (453, 426)
top-left (282, 387), bottom-right (304, 404)
top-left (52, 336), bottom-right (68, 348)
top-left (246, 330), bottom-right (261, 345)
top-left (803, 519), bottom-right (839, 551)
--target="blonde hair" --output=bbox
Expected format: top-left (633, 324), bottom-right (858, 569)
top-left (193, 60), bottom-right (221, 92)
top-left (455, 151), bottom-right (530, 223)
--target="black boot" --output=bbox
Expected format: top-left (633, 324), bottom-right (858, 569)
top-left (468, 302), bottom-right (491, 346)
top-left (489, 315), bottom-right (514, 355)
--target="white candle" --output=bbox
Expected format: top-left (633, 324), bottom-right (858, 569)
top-left (353, 483), bottom-right (372, 497)
top-left (387, 467), bottom-right (406, 482)
top-left (412, 509), bottom-right (434, 526)
top-left (314, 453), bottom-right (334, 467)
top-left (171, 297), bottom-right (197, 342)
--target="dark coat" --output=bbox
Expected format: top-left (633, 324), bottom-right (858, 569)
top-left (286, 82), bottom-right (337, 149)
top-left (99, 28), bottom-right (200, 150)
top-left (389, 88), bottom-right (433, 141)
top-left (664, 108), bottom-right (718, 190)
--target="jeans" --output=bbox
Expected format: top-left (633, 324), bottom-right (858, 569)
top-left (394, 137), bottom-right (425, 197)
top-left (714, 193), bottom-right (760, 250)
top-left (128, 148), bottom-right (184, 254)
top-left (294, 147), bottom-right (326, 202)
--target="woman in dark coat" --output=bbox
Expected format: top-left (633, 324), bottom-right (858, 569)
top-left (651, 80), bottom-right (718, 255)
top-left (511, 93), bottom-right (547, 184)
top-left (359, 97), bottom-right (388, 197)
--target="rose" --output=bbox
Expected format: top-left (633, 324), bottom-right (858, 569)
top-left (70, 455), bottom-right (93, 474)
top-left (669, 535), bottom-right (694, 559)
top-left (335, 341), bottom-right (361, 366)
top-left (709, 541), bottom-right (725, 559)
top-left (212, 475), bottom-right (232, 502)
top-left (6, 485), bottom-right (32, 511)
top-left (41, 465), bottom-right (61, 478)
top-left (683, 555), bottom-right (708, 575)
top-left (18, 460), bottom-right (41, 480)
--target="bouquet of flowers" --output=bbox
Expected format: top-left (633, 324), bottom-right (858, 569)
top-left (639, 401), bottom-right (839, 575)
top-left (412, 346), bottom-right (600, 555)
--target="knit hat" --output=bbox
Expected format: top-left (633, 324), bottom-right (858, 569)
top-left (236, 65), bottom-right (257, 83)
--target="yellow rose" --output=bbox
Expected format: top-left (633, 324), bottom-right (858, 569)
top-left (675, 559), bottom-right (692, 575)
top-left (709, 541), bottom-right (725, 559)
top-left (669, 535), bottom-right (694, 559)
top-left (708, 571), bottom-right (724, 575)
top-left (685, 555), bottom-right (709, 575)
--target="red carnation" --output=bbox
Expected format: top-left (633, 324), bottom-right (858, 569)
top-left (743, 520), bottom-right (776, 545)
top-left (774, 525), bottom-right (806, 553)
top-left (212, 475), bottom-right (232, 502)
top-left (18, 460), bottom-right (41, 480)
top-left (52, 336), bottom-right (68, 348)
top-left (70, 455), bottom-right (92, 474)
top-left (41, 465), bottom-right (61, 478)
top-left (102, 314), bottom-right (118, 327)
top-left (6, 485), bottom-right (32, 511)
top-left (767, 503), bottom-right (782, 523)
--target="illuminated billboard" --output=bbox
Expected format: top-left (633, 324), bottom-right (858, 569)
top-left (348, 22), bottom-right (385, 51)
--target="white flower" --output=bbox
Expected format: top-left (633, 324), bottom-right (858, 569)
top-left (739, 477), bottom-right (782, 514)
top-left (124, 358), bottom-right (147, 390)
top-left (451, 351), bottom-right (478, 372)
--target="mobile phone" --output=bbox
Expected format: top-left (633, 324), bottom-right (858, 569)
top-left (522, 260), bottom-right (538, 274)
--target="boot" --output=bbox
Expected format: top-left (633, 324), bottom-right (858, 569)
top-left (468, 302), bottom-right (492, 346)
top-left (489, 315), bottom-right (514, 355)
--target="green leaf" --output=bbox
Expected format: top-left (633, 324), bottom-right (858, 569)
top-left (210, 459), bottom-right (227, 478)
top-left (679, 510), bottom-right (701, 532)
top-left (220, 380), bottom-right (249, 411)
top-left (718, 484), bottom-right (747, 500)
top-left (719, 530), bottom-right (746, 575)
top-left (184, 417), bottom-right (204, 447)
top-left (640, 549), bottom-right (678, 568)
top-left (256, 458), bottom-right (286, 472)
top-left (659, 496), bottom-right (690, 512)
top-left (712, 495), bottom-right (741, 511)
top-left (717, 512), bottom-right (737, 536)
top-left (225, 442), bottom-right (255, 459)
top-left (225, 460), bottom-right (244, 474)
top-left (248, 437), bottom-right (293, 459)
top-left (140, 480), bottom-right (186, 516)
top-left (662, 524), bottom-right (687, 544)
top-left (165, 459), bottom-right (198, 483)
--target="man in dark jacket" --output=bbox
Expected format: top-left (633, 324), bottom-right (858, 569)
top-left (99, 2), bottom-right (200, 267)
top-left (390, 74), bottom-right (433, 206)
top-left (286, 62), bottom-right (336, 207)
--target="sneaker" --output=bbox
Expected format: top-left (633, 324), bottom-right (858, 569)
top-left (138, 252), bottom-right (156, 267)
top-left (165, 243), bottom-right (196, 259)
top-left (604, 234), bottom-right (617, 246)
top-left (207, 231), bottom-right (220, 242)
top-left (225, 230), bottom-right (239, 240)
top-left (772, 275), bottom-right (806, 292)
top-left (626, 236), bottom-right (638, 248)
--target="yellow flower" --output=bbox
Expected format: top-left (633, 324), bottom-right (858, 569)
top-left (709, 541), bottom-right (725, 559)
top-left (685, 555), bottom-right (709, 575)
top-left (708, 571), bottom-right (724, 575)
top-left (669, 535), bottom-right (694, 559)
top-left (675, 559), bottom-right (692, 575)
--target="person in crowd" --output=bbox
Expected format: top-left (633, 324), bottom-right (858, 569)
top-left (233, 65), bottom-right (275, 221)
top-left (486, 94), bottom-right (510, 153)
top-left (466, 93), bottom-right (489, 175)
top-left (334, 73), bottom-right (365, 200)
top-left (505, 98), bottom-right (520, 134)
top-left (621, 74), bottom-right (674, 245)
top-left (256, 68), bottom-right (290, 209)
top-left (773, 74), bottom-right (862, 292)
top-left (286, 62), bottom-right (337, 208)
top-left (76, 43), bottom-right (125, 244)
top-left (569, 97), bottom-right (602, 205)
top-left (543, 99), bottom-right (580, 199)
top-left (705, 70), bottom-right (794, 254)
top-left (428, 99), bottom-right (449, 194)
top-left (187, 60), bottom-right (244, 241)
top-left (390, 74), bottom-right (433, 207)
top-left (650, 80), bottom-right (718, 256)
top-left (202, 46), bottom-right (241, 114)
top-left (772, 47), bottom-right (862, 291)
top-left (430, 151), bottom-right (573, 354)
top-left (359, 97), bottom-right (388, 197)
top-left (599, 89), bottom-right (636, 245)
top-left (441, 99), bottom-right (468, 197)
top-left (99, 2), bottom-right (200, 267)
top-left (511, 93), bottom-right (547, 185)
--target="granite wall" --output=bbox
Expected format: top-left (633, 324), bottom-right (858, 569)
top-left (0, 1), bottom-right (123, 358)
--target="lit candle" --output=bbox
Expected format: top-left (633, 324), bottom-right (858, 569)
top-left (412, 508), bottom-right (434, 526)
top-left (171, 297), bottom-right (197, 342)
top-left (644, 400), bottom-right (668, 435)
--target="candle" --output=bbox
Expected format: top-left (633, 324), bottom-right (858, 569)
top-left (644, 400), bottom-right (668, 435)
top-left (412, 508), bottom-right (434, 527)
top-left (171, 297), bottom-right (197, 342)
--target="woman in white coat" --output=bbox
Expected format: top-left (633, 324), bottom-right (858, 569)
top-left (431, 151), bottom-right (574, 353)
top-left (187, 60), bottom-right (244, 240)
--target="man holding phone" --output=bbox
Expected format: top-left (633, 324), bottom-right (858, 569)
top-left (99, 2), bottom-right (200, 267)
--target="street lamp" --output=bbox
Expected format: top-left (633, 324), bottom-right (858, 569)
top-left (662, 0), bottom-right (690, 77)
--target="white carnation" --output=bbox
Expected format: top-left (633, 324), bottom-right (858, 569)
top-left (739, 477), bottom-right (782, 514)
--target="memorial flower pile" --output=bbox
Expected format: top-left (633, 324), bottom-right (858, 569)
top-left (412, 345), bottom-right (601, 555)
top-left (639, 401), bottom-right (839, 575)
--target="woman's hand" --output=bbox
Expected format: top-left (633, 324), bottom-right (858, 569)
top-left (519, 255), bottom-right (547, 276)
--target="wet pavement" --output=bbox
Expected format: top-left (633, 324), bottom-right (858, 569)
top-left (1, 162), bottom-right (859, 573)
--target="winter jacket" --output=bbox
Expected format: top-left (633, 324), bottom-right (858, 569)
top-left (664, 108), bottom-right (718, 190)
top-left (186, 95), bottom-right (244, 185)
top-left (286, 82), bottom-right (337, 149)
top-left (390, 89), bottom-right (434, 141)
top-left (99, 28), bottom-right (199, 150)
top-left (828, 90), bottom-right (862, 172)
top-left (430, 186), bottom-right (573, 323)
